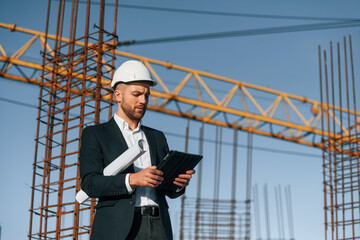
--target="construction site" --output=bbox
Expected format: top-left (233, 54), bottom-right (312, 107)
top-left (0, 1), bottom-right (359, 240)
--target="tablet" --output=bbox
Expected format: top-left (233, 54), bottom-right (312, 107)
top-left (157, 150), bottom-right (203, 192)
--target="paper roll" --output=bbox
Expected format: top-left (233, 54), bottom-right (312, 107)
top-left (103, 139), bottom-right (147, 176)
top-left (76, 139), bottom-right (147, 204)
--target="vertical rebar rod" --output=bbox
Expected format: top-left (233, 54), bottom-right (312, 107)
top-left (285, 185), bottom-right (295, 240)
top-left (108, 0), bottom-right (118, 119)
top-left (195, 123), bottom-right (204, 240)
top-left (213, 126), bottom-right (222, 239)
top-left (343, 36), bottom-right (356, 238)
top-left (214, 126), bottom-right (220, 198)
top-left (28, 0), bottom-right (52, 238)
top-left (330, 42), bottom-right (339, 240)
top-left (275, 186), bottom-right (282, 240)
top-left (230, 129), bottom-right (238, 240)
top-left (56, 0), bottom-right (81, 238)
top-left (213, 126), bottom-right (219, 239)
top-left (180, 120), bottom-right (190, 240)
top-left (77, 0), bottom-right (91, 236)
top-left (319, 45), bottom-right (328, 240)
top-left (324, 49), bottom-right (335, 240)
top-left (349, 36), bottom-right (360, 235)
top-left (336, 41), bottom-right (346, 240)
top-left (349, 35), bottom-right (358, 132)
top-left (94, 0), bottom-right (105, 126)
top-left (264, 184), bottom-right (271, 240)
top-left (279, 185), bottom-right (285, 239)
top-left (70, 0), bottom-right (81, 238)
top-left (55, 0), bottom-right (68, 235)
top-left (41, 0), bottom-right (66, 238)
top-left (245, 132), bottom-right (253, 240)
top-left (253, 184), bottom-right (261, 240)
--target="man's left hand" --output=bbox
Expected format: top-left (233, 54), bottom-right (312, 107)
top-left (173, 170), bottom-right (195, 187)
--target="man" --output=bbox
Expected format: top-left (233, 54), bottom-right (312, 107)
top-left (79, 60), bottom-right (195, 240)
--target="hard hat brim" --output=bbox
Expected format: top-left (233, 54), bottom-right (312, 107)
top-left (112, 80), bottom-right (157, 90)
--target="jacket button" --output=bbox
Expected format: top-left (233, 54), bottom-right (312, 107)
top-left (130, 200), bottom-right (134, 204)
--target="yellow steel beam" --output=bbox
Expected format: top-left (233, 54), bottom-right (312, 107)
top-left (2, 68), bottom-right (359, 149)
top-left (1, 22), bottom-right (360, 148)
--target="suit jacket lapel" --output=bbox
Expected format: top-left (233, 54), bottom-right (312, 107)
top-left (142, 126), bottom-right (158, 166)
top-left (105, 117), bottom-right (128, 154)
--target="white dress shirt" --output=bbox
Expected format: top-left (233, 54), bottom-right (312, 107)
top-left (114, 114), bottom-right (158, 207)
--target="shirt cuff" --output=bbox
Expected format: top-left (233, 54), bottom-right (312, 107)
top-left (125, 173), bottom-right (134, 193)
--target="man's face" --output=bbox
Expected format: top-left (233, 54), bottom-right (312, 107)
top-left (115, 82), bottom-right (150, 121)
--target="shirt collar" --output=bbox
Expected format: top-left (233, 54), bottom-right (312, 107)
top-left (114, 114), bottom-right (142, 132)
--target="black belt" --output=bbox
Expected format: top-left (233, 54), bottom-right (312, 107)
top-left (135, 206), bottom-right (159, 217)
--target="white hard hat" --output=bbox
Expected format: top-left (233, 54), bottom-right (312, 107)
top-left (111, 60), bottom-right (157, 88)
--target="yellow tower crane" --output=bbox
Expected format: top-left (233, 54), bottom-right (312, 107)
top-left (1, 22), bottom-right (358, 148)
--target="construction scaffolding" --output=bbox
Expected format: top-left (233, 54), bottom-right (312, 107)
top-left (179, 124), bottom-right (253, 240)
top-left (319, 36), bottom-right (360, 240)
top-left (28, 0), bottom-right (118, 239)
top-left (179, 185), bottom-right (295, 240)
top-left (181, 197), bottom-right (247, 240)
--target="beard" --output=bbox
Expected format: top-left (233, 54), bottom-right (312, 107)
top-left (120, 101), bottom-right (147, 121)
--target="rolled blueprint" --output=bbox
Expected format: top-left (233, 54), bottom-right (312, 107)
top-left (76, 139), bottom-right (147, 204)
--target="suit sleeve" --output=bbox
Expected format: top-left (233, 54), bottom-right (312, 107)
top-left (79, 127), bottom-right (130, 198)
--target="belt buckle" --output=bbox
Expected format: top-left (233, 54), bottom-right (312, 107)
top-left (141, 206), bottom-right (156, 216)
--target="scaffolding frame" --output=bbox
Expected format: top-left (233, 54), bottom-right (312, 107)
top-left (28, 0), bottom-right (118, 239)
top-left (319, 36), bottom-right (360, 240)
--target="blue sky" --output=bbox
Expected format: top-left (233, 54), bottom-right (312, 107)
top-left (1, 0), bottom-right (360, 239)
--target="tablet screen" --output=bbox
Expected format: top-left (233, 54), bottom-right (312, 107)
top-left (157, 150), bottom-right (203, 191)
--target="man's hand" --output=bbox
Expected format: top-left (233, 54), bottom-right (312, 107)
top-left (129, 166), bottom-right (164, 188)
top-left (173, 170), bottom-right (195, 188)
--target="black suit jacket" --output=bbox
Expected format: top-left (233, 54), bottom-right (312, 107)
top-left (79, 118), bottom-right (184, 240)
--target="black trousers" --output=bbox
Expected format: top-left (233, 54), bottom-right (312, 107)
top-left (126, 212), bottom-right (167, 240)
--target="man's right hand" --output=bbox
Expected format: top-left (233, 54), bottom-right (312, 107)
top-left (129, 166), bottom-right (164, 188)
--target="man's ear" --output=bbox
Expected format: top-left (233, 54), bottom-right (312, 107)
top-left (114, 89), bottom-right (122, 103)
